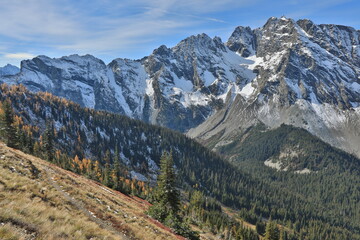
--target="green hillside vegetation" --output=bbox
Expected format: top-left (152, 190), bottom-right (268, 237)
top-left (0, 84), bottom-right (261, 239)
top-left (218, 123), bottom-right (360, 172)
top-left (1, 83), bottom-right (359, 239)
top-left (212, 123), bottom-right (360, 239)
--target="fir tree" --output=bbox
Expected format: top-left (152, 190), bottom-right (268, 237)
top-left (0, 100), bottom-right (18, 148)
top-left (112, 146), bottom-right (122, 190)
top-left (42, 121), bottom-right (54, 161)
top-left (102, 149), bottom-right (112, 187)
top-left (149, 151), bottom-right (180, 220)
top-left (265, 220), bottom-right (279, 240)
top-left (148, 152), bottom-right (198, 239)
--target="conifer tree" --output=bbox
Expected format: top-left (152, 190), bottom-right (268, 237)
top-left (0, 100), bottom-right (18, 148)
top-left (42, 121), bottom-right (54, 161)
top-left (102, 149), bottom-right (112, 187)
top-left (149, 152), bottom-right (180, 220)
top-left (265, 220), bottom-right (279, 240)
top-left (112, 146), bottom-right (121, 190)
top-left (148, 152), bottom-right (198, 239)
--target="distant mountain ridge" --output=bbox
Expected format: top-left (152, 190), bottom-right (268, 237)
top-left (1, 17), bottom-right (360, 157)
top-left (0, 64), bottom-right (19, 76)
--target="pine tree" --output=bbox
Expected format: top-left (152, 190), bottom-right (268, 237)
top-left (112, 146), bottom-right (121, 190)
top-left (0, 100), bottom-right (18, 148)
top-left (42, 121), bottom-right (54, 161)
top-left (148, 152), bottom-right (199, 239)
top-left (102, 149), bottom-right (112, 187)
top-left (149, 151), bottom-right (180, 220)
top-left (265, 220), bottom-right (279, 240)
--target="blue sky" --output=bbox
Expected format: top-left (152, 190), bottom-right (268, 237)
top-left (0, 0), bottom-right (359, 67)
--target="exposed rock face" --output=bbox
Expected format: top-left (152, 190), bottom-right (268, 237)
top-left (227, 26), bottom-right (256, 57)
top-left (189, 17), bottom-right (360, 158)
top-left (1, 17), bottom-right (360, 157)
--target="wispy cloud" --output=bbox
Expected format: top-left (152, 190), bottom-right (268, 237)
top-left (0, 0), bottom-right (245, 59)
top-left (0, 0), bottom-right (358, 66)
top-left (4, 53), bottom-right (36, 59)
top-left (0, 0), bottom-right (83, 41)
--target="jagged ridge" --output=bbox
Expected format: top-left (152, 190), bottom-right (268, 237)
top-left (1, 17), bottom-right (360, 157)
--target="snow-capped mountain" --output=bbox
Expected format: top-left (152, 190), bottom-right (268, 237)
top-left (0, 64), bottom-right (19, 76)
top-left (2, 17), bottom-right (360, 157)
top-left (189, 17), bottom-right (360, 158)
top-left (2, 34), bottom-right (254, 132)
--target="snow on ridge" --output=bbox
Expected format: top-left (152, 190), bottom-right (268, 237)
top-left (106, 68), bottom-right (132, 116)
top-left (172, 72), bottom-right (193, 92)
top-left (75, 81), bottom-right (96, 108)
top-left (111, 59), bottom-right (149, 117)
top-left (182, 90), bottom-right (210, 108)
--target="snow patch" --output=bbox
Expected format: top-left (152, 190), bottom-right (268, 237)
top-left (239, 82), bottom-right (255, 99)
top-left (264, 159), bottom-right (284, 171)
top-left (294, 168), bottom-right (312, 174)
top-left (202, 70), bottom-right (215, 86)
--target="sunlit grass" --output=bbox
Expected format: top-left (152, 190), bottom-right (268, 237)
top-left (0, 145), bottom-right (181, 239)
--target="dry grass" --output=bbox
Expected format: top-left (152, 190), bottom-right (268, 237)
top-left (0, 143), bottom-right (182, 240)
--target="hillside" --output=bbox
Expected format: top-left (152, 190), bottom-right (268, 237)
top-left (203, 123), bottom-right (360, 239)
top-left (1, 84), bottom-right (360, 239)
top-left (213, 123), bottom-right (360, 173)
top-left (0, 142), bottom-right (185, 240)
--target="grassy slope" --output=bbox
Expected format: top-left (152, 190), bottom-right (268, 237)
top-left (0, 142), bottom-right (187, 240)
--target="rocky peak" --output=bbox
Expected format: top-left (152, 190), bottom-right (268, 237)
top-left (227, 26), bottom-right (255, 57)
top-left (256, 17), bottom-right (298, 57)
top-left (172, 33), bottom-right (226, 58)
top-left (151, 45), bottom-right (172, 58)
top-left (62, 54), bottom-right (106, 66)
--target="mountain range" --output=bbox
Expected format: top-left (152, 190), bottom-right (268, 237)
top-left (1, 17), bottom-right (360, 160)
top-left (2, 16), bottom-right (360, 239)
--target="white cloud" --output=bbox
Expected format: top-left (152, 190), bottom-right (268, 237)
top-left (4, 53), bottom-right (36, 59)
top-left (0, 0), bottom-right (248, 51)
top-left (0, 0), bottom-right (83, 41)
top-left (141, 0), bottom-right (255, 14)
